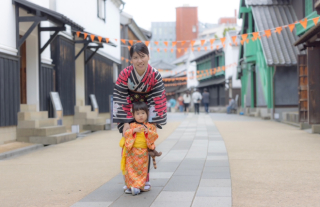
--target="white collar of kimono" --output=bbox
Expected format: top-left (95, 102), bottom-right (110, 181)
top-left (133, 65), bottom-right (148, 80)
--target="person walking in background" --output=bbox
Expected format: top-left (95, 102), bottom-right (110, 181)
top-left (169, 98), bottom-right (177, 113)
top-left (177, 94), bottom-right (184, 112)
top-left (183, 91), bottom-right (191, 115)
top-left (192, 89), bottom-right (202, 115)
top-left (202, 88), bottom-right (210, 114)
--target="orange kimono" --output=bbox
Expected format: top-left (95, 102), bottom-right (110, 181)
top-left (124, 122), bottom-right (158, 189)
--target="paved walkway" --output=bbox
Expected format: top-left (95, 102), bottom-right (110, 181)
top-left (72, 114), bottom-right (231, 207)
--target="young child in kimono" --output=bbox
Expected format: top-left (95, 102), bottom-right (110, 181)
top-left (121, 102), bottom-right (159, 196)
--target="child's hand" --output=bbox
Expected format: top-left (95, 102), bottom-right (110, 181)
top-left (143, 126), bottom-right (149, 133)
top-left (133, 126), bottom-right (144, 133)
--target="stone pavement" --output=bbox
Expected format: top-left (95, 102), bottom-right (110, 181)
top-left (72, 114), bottom-right (231, 207)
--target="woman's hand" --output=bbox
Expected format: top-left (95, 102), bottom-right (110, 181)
top-left (122, 123), bottom-right (130, 136)
top-left (133, 125), bottom-right (145, 133)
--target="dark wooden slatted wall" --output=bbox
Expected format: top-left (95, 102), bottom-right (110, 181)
top-left (51, 36), bottom-right (75, 115)
top-left (0, 54), bottom-right (20, 126)
top-left (39, 64), bottom-right (55, 117)
top-left (85, 50), bottom-right (114, 113)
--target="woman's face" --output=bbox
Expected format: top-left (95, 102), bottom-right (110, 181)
top-left (131, 52), bottom-right (149, 72)
top-left (134, 110), bottom-right (148, 123)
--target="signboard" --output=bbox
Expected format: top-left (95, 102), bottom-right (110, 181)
top-left (50, 92), bottom-right (63, 125)
top-left (90, 94), bottom-right (99, 113)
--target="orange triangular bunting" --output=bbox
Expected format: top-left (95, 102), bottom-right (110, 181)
top-left (220, 37), bottom-right (226, 44)
top-left (211, 46), bottom-right (214, 50)
top-left (145, 41), bottom-right (149, 46)
top-left (98, 36), bottom-right (102, 43)
top-left (125, 59), bottom-right (128, 63)
top-left (171, 48), bottom-right (174, 53)
top-left (184, 48), bottom-right (188, 52)
top-left (300, 18), bottom-right (308, 29)
top-left (172, 41), bottom-right (177, 47)
top-left (275, 27), bottom-right (282, 34)
top-left (83, 33), bottom-right (88, 39)
top-left (115, 39), bottom-right (118, 42)
top-left (181, 40), bottom-right (186, 46)
top-left (231, 36), bottom-right (237, 44)
top-left (177, 48), bottom-right (181, 53)
top-left (164, 48), bottom-right (167, 52)
top-left (129, 40), bottom-right (134, 46)
top-left (121, 39), bottom-right (126, 44)
top-left (137, 40), bottom-right (142, 43)
top-left (210, 39), bottom-right (215, 45)
top-left (265, 30), bottom-right (271, 38)
top-left (105, 38), bottom-right (109, 43)
top-left (204, 46), bottom-right (207, 51)
top-left (76, 31), bottom-right (80, 37)
top-left (313, 17), bottom-right (320, 25)
top-left (164, 41), bottom-right (168, 47)
top-left (201, 40), bottom-right (205, 46)
top-left (197, 47), bottom-right (201, 51)
top-left (90, 34), bottom-right (95, 42)
top-left (191, 48), bottom-right (195, 52)
top-left (190, 40), bottom-right (196, 47)
top-left (157, 48), bottom-right (160, 52)
top-left (241, 40), bottom-right (244, 45)
top-left (216, 45), bottom-right (219, 50)
top-left (252, 32), bottom-right (259, 40)
top-left (288, 24), bottom-right (295, 32)
top-left (154, 41), bottom-right (159, 46)
top-left (127, 46), bottom-right (131, 51)
top-left (121, 57), bottom-right (124, 61)
top-left (241, 34), bottom-right (248, 41)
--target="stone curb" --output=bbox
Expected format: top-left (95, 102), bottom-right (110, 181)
top-left (0, 144), bottom-right (43, 160)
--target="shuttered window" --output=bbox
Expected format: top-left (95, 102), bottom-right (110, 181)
top-left (305, 0), bottom-right (314, 16)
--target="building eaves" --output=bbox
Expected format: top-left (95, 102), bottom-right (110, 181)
top-left (294, 23), bottom-right (320, 46)
top-left (121, 12), bottom-right (148, 41)
top-left (191, 48), bottom-right (223, 62)
top-left (251, 4), bottom-right (304, 66)
top-left (152, 60), bottom-right (176, 70)
top-left (13, 0), bottom-right (84, 31)
top-left (245, 0), bottom-right (291, 6)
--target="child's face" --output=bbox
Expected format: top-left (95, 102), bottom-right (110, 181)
top-left (134, 110), bottom-right (147, 123)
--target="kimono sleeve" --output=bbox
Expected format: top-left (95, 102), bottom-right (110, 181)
top-left (112, 67), bottom-right (134, 133)
top-left (146, 124), bottom-right (158, 150)
top-left (124, 125), bottom-right (136, 151)
top-left (146, 70), bottom-right (167, 126)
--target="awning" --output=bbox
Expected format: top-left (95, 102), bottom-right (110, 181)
top-left (251, 4), bottom-right (304, 66)
top-left (14, 0), bottom-right (84, 31)
top-left (197, 77), bottom-right (225, 88)
top-left (294, 23), bottom-right (320, 46)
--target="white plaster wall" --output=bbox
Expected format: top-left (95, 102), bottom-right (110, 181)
top-left (224, 39), bottom-right (241, 88)
top-left (55, 0), bottom-right (121, 62)
top-left (0, 1), bottom-right (18, 55)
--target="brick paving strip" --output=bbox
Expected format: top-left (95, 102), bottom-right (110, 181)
top-left (71, 114), bottom-right (232, 207)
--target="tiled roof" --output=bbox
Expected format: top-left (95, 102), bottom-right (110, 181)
top-left (151, 60), bottom-right (176, 70)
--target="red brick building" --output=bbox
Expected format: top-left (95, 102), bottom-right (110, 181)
top-left (176, 6), bottom-right (198, 58)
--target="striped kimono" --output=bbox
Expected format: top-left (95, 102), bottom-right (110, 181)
top-left (113, 64), bottom-right (167, 133)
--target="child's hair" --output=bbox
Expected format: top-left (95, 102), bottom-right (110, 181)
top-left (132, 102), bottom-right (149, 117)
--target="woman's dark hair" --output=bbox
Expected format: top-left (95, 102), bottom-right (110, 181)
top-left (130, 42), bottom-right (149, 58)
top-left (132, 102), bottom-right (149, 117)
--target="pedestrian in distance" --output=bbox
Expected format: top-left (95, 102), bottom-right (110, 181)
top-left (177, 94), bottom-right (184, 112)
top-left (169, 97), bottom-right (177, 113)
top-left (183, 91), bottom-right (191, 114)
top-left (113, 42), bottom-right (167, 192)
top-left (227, 97), bottom-right (236, 114)
top-left (202, 88), bottom-right (210, 114)
top-left (120, 102), bottom-right (159, 196)
top-left (192, 89), bottom-right (202, 114)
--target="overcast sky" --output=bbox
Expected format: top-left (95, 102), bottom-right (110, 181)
top-left (122, 0), bottom-right (242, 30)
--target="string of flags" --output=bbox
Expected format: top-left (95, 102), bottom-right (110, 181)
top-left (74, 17), bottom-right (320, 52)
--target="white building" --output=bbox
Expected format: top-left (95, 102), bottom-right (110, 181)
top-left (0, 0), bottom-right (124, 145)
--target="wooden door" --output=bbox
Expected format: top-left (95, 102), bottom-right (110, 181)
top-left (307, 47), bottom-right (320, 124)
top-left (20, 40), bottom-right (27, 104)
top-left (298, 54), bottom-right (308, 122)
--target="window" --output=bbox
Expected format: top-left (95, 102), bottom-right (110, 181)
top-left (192, 25), bottom-right (197, 33)
top-left (153, 28), bottom-right (157, 35)
top-left (97, 0), bottom-right (106, 21)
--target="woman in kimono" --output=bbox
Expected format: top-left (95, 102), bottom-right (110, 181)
top-left (113, 42), bottom-right (167, 190)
